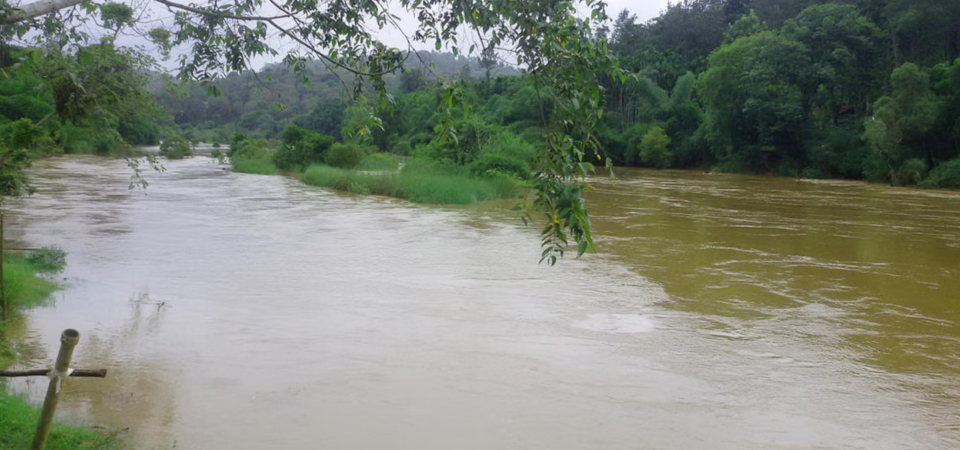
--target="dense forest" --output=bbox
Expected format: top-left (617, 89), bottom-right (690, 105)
top-left (2, 0), bottom-right (960, 193)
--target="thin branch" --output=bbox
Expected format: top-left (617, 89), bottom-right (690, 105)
top-left (152, 0), bottom-right (292, 20)
top-left (0, 368), bottom-right (108, 377)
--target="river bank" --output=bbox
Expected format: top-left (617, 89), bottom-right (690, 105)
top-left (0, 252), bottom-right (121, 450)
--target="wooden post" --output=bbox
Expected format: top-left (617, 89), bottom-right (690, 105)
top-left (1, 212), bottom-right (6, 322)
top-left (31, 329), bottom-right (80, 450)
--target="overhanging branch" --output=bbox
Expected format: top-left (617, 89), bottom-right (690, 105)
top-left (3, 0), bottom-right (85, 24)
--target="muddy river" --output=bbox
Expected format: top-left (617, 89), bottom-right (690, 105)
top-left (5, 156), bottom-right (959, 449)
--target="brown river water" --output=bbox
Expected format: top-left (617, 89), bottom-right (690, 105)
top-left (4, 155), bottom-right (960, 449)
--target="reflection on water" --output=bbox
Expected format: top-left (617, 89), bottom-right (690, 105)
top-left (4, 156), bottom-right (959, 449)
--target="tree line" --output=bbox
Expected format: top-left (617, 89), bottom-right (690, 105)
top-left (599, 0), bottom-right (960, 187)
top-left (154, 0), bottom-right (960, 188)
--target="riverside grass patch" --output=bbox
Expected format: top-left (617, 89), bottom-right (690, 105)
top-left (232, 157), bottom-right (278, 175)
top-left (358, 153), bottom-right (400, 171)
top-left (302, 164), bottom-right (519, 204)
top-left (0, 393), bottom-right (122, 450)
top-left (2, 254), bottom-right (59, 311)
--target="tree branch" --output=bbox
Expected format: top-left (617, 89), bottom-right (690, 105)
top-left (0, 368), bottom-right (108, 377)
top-left (3, 0), bottom-right (85, 24)
top-left (152, 0), bottom-right (292, 21)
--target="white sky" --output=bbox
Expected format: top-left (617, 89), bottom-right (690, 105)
top-left (15, 0), bottom-right (672, 72)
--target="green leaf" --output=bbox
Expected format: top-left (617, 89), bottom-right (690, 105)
top-left (577, 240), bottom-right (588, 258)
top-left (78, 49), bottom-right (94, 67)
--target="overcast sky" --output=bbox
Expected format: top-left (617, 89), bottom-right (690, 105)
top-left (99, 0), bottom-right (672, 72)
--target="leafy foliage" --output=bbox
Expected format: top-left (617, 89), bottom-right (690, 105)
top-left (639, 126), bottom-right (672, 168)
top-left (325, 143), bottom-right (367, 169)
top-left (160, 134), bottom-right (192, 159)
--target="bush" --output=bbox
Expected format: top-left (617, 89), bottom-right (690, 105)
top-left (639, 126), bottom-right (672, 168)
top-left (921, 158), bottom-right (960, 189)
top-left (896, 158), bottom-right (928, 186)
top-left (392, 138), bottom-right (413, 156)
top-left (229, 138), bottom-right (276, 161)
top-left (478, 169), bottom-right (521, 198)
top-left (469, 153), bottom-right (530, 179)
top-left (359, 153), bottom-right (400, 171)
top-left (488, 131), bottom-right (537, 162)
top-left (273, 125), bottom-right (335, 171)
top-left (25, 246), bottom-right (67, 273)
top-left (160, 134), bottom-right (192, 159)
top-left (326, 142), bottom-right (367, 168)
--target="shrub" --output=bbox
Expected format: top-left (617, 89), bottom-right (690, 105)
top-left (160, 134), bottom-right (192, 159)
top-left (486, 132), bottom-right (537, 163)
top-left (638, 126), bottom-right (672, 168)
top-left (479, 169), bottom-right (521, 198)
top-left (896, 158), bottom-right (928, 186)
top-left (392, 138), bottom-right (413, 156)
top-left (921, 158), bottom-right (960, 189)
top-left (25, 246), bottom-right (67, 273)
top-left (274, 125), bottom-right (335, 171)
top-left (326, 142), bottom-right (367, 168)
top-left (359, 153), bottom-right (400, 171)
top-left (469, 153), bottom-right (530, 179)
top-left (229, 138), bottom-right (275, 161)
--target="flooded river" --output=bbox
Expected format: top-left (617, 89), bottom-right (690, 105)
top-left (5, 156), bottom-right (960, 449)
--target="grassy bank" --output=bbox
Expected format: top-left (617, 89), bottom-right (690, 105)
top-left (0, 394), bottom-right (121, 450)
top-left (231, 157), bottom-right (278, 175)
top-left (1, 249), bottom-right (122, 450)
top-left (302, 164), bottom-right (520, 204)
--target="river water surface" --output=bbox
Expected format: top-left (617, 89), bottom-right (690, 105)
top-left (5, 156), bottom-right (960, 449)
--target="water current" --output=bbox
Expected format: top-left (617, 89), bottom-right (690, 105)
top-left (4, 155), bottom-right (959, 449)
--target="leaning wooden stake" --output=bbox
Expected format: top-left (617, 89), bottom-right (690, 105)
top-left (31, 329), bottom-right (81, 450)
top-left (1, 212), bottom-right (6, 322)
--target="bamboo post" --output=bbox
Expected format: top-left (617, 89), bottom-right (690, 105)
top-left (1, 212), bottom-right (6, 322)
top-left (31, 329), bottom-right (81, 450)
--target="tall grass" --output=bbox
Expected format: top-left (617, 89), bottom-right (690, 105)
top-left (232, 158), bottom-right (278, 175)
top-left (0, 394), bottom-right (122, 450)
top-left (302, 164), bottom-right (520, 204)
top-left (359, 153), bottom-right (400, 171)
top-left (2, 255), bottom-right (59, 311)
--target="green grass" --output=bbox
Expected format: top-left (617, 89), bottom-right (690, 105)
top-left (0, 393), bottom-right (122, 450)
top-left (2, 255), bottom-right (60, 312)
top-left (358, 153), bottom-right (400, 171)
top-left (231, 157), bottom-right (278, 175)
top-left (1, 253), bottom-right (122, 450)
top-left (302, 164), bottom-right (519, 204)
